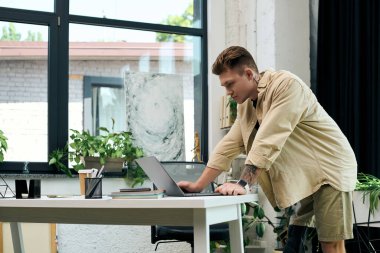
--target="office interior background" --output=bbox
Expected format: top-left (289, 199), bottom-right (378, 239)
top-left (0, 0), bottom-right (379, 252)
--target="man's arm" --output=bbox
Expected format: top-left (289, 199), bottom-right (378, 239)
top-left (177, 166), bottom-right (222, 192)
top-left (239, 164), bottom-right (261, 185)
top-left (215, 164), bottom-right (262, 195)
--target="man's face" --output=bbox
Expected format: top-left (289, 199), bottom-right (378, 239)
top-left (219, 67), bottom-right (258, 104)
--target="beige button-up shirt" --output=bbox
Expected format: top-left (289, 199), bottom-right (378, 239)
top-left (207, 70), bottom-right (357, 208)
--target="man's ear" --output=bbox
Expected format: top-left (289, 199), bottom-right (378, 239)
top-left (245, 68), bottom-right (258, 81)
top-left (244, 68), bottom-right (254, 80)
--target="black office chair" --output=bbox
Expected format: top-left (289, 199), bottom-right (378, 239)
top-left (151, 161), bottom-right (230, 252)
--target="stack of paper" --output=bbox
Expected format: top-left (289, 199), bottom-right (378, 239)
top-left (109, 189), bottom-right (165, 199)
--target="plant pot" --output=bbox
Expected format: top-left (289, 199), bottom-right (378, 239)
top-left (245, 244), bottom-right (266, 253)
top-left (84, 157), bottom-right (124, 173)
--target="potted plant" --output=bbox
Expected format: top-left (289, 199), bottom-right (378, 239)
top-left (210, 202), bottom-right (300, 253)
top-left (49, 121), bottom-right (146, 186)
top-left (0, 129), bottom-right (8, 163)
top-left (243, 202), bottom-right (320, 253)
top-left (353, 173), bottom-right (380, 252)
top-left (227, 96), bottom-right (237, 122)
top-left (356, 172), bottom-right (380, 215)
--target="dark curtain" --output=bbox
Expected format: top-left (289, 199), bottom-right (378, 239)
top-left (316, 0), bottom-right (380, 177)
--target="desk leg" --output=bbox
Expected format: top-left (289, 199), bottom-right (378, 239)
top-left (10, 222), bottom-right (25, 253)
top-left (229, 204), bottom-right (244, 253)
top-left (193, 209), bottom-right (210, 253)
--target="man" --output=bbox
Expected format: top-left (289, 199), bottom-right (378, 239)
top-left (178, 46), bottom-right (357, 253)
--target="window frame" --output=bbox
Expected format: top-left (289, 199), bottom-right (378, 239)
top-left (83, 76), bottom-right (124, 135)
top-left (0, 1), bottom-right (208, 173)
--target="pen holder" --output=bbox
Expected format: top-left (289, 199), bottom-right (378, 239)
top-left (28, 179), bottom-right (41, 198)
top-left (85, 178), bottom-right (102, 199)
top-left (15, 180), bottom-right (28, 199)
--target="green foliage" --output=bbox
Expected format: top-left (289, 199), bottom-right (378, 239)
top-left (210, 241), bottom-right (230, 253)
top-left (356, 172), bottom-right (380, 216)
top-left (242, 201), bottom-right (295, 249)
top-left (25, 30), bottom-right (43, 41)
top-left (1, 22), bottom-right (43, 41)
top-left (242, 202), bottom-right (267, 239)
top-left (210, 201), bottom-right (295, 252)
top-left (227, 96), bottom-right (237, 121)
top-left (273, 207), bottom-right (294, 246)
top-left (68, 127), bottom-right (144, 170)
top-left (0, 130), bottom-right (8, 163)
top-left (49, 145), bottom-right (71, 177)
top-left (49, 121), bottom-right (146, 185)
top-left (123, 160), bottom-right (148, 187)
top-left (1, 23), bottom-right (21, 41)
top-left (156, 3), bottom-right (193, 42)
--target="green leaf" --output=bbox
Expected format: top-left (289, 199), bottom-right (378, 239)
top-left (255, 222), bottom-right (265, 238)
top-left (257, 206), bottom-right (265, 219)
top-left (49, 158), bottom-right (56, 165)
top-left (253, 205), bottom-right (259, 218)
top-left (241, 203), bottom-right (247, 216)
top-left (98, 127), bottom-right (109, 133)
top-left (0, 139), bottom-right (7, 149)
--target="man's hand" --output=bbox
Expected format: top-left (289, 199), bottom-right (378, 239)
top-left (215, 182), bottom-right (247, 195)
top-left (177, 181), bottom-right (202, 193)
top-left (177, 166), bottom-right (222, 193)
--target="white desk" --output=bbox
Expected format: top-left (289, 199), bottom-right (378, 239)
top-left (0, 194), bottom-right (257, 253)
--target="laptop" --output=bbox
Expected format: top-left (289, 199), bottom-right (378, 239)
top-left (135, 156), bottom-right (221, 197)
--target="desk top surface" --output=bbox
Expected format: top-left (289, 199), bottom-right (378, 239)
top-left (0, 194), bottom-right (258, 209)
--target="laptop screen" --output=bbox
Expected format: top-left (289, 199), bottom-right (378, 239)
top-left (136, 156), bottom-right (215, 196)
top-left (161, 162), bottom-right (214, 193)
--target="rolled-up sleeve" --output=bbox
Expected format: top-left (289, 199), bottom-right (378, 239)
top-left (247, 79), bottom-right (309, 169)
top-left (207, 117), bottom-right (245, 171)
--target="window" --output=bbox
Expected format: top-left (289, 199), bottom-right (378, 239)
top-left (0, 0), bottom-right (53, 12)
top-left (70, 0), bottom-right (201, 28)
top-left (69, 24), bottom-right (203, 161)
top-left (82, 76), bottom-right (125, 135)
top-left (0, 0), bottom-right (207, 173)
top-left (0, 22), bottom-right (48, 162)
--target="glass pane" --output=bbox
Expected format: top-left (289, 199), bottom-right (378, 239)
top-left (0, 22), bottom-right (48, 162)
top-left (69, 23), bottom-right (202, 161)
top-left (0, 0), bottom-right (53, 12)
top-left (92, 86), bottom-right (126, 135)
top-left (70, 0), bottom-right (202, 28)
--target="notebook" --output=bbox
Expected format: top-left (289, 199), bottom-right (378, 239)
top-left (135, 156), bottom-right (221, 197)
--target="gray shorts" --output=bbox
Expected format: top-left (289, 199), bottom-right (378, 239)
top-left (290, 184), bottom-right (353, 242)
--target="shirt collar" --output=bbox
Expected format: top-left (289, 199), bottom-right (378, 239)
top-left (257, 68), bottom-right (275, 91)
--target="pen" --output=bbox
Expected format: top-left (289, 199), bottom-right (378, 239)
top-left (96, 165), bottom-right (105, 178)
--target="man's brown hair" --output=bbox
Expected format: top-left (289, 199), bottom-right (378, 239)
top-left (212, 46), bottom-right (258, 75)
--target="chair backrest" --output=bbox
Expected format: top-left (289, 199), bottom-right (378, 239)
top-left (160, 161), bottom-right (215, 193)
top-left (151, 161), bottom-right (229, 248)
